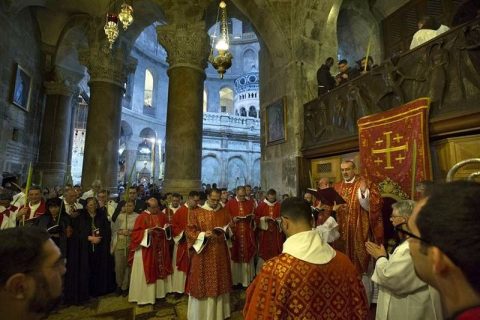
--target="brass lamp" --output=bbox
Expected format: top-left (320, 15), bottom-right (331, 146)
top-left (118, 2), bottom-right (134, 30)
top-left (104, 13), bottom-right (119, 49)
top-left (104, 0), bottom-right (134, 50)
top-left (209, 1), bottom-right (233, 78)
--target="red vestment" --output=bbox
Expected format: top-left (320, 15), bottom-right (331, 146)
top-left (244, 252), bottom-right (369, 320)
top-left (334, 176), bottom-right (383, 274)
top-left (18, 200), bottom-right (46, 222)
top-left (172, 205), bottom-right (189, 273)
top-left (185, 206), bottom-right (232, 298)
top-left (255, 200), bottom-right (284, 261)
top-left (128, 211), bottom-right (172, 284)
top-left (227, 198), bottom-right (256, 262)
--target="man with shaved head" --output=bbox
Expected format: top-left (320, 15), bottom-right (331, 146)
top-left (128, 197), bottom-right (172, 305)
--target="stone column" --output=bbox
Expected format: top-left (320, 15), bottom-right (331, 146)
top-left (157, 22), bottom-right (210, 195)
top-left (79, 45), bottom-right (136, 191)
top-left (37, 79), bottom-right (79, 187)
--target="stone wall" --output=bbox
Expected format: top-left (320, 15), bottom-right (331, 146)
top-left (0, 6), bottom-right (44, 184)
top-left (202, 112), bottom-right (260, 190)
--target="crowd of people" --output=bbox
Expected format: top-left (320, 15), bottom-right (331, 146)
top-left (0, 161), bottom-right (479, 320)
top-left (317, 15), bottom-right (451, 97)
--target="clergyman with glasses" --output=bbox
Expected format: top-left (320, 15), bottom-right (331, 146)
top-left (365, 200), bottom-right (442, 320)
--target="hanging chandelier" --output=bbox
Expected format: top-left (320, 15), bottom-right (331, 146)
top-left (118, 2), bottom-right (134, 30)
top-left (104, 1), bottom-right (134, 49)
top-left (209, 1), bottom-right (233, 79)
top-left (104, 13), bottom-right (119, 49)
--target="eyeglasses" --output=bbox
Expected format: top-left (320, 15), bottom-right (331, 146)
top-left (394, 224), bottom-right (431, 245)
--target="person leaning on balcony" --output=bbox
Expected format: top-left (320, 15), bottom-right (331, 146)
top-left (410, 15), bottom-right (450, 49)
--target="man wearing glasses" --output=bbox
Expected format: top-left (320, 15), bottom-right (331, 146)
top-left (0, 226), bottom-right (66, 319)
top-left (408, 181), bottom-right (480, 320)
top-left (365, 200), bottom-right (442, 320)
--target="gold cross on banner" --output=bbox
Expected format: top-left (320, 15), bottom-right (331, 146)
top-left (371, 131), bottom-right (408, 169)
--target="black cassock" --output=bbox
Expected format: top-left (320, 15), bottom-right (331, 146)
top-left (64, 209), bottom-right (115, 305)
top-left (36, 212), bottom-right (70, 258)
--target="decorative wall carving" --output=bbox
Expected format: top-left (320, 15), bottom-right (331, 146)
top-left (303, 18), bottom-right (480, 152)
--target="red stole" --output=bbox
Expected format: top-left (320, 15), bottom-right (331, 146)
top-left (172, 205), bottom-right (189, 273)
top-left (129, 211), bottom-right (172, 284)
top-left (255, 201), bottom-right (284, 260)
top-left (227, 199), bottom-right (256, 262)
top-left (19, 200), bottom-right (46, 221)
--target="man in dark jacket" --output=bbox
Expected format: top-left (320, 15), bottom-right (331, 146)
top-left (317, 57), bottom-right (336, 96)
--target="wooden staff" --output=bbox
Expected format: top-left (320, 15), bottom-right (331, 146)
top-left (124, 163), bottom-right (136, 257)
top-left (22, 162), bottom-right (33, 226)
top-left (364, 30), bottom-right (373, 73)
top-left (411, 139), bottom-right (417, 200)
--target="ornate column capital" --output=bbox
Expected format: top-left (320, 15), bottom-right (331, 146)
top-left (79, 45), bottom-right (137, 88)
top-left (157, 22), bottom-right (210, 72)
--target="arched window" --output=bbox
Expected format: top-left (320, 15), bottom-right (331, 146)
top-left (203, 89), bottom-right (208, 112)
top-left (248, 106), bottom-right (257, 118)
top-left (144, 69), bottom-right (154, 108)
top-left (240, 107), bottom-right (247, 117)
top-left (243, 49), bottom-right (257, 73)
top-left (219, 87), bottom-right (233, 114)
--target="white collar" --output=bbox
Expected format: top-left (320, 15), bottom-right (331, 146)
top-left (235, 196), bottom-right (246, 202)
top-left (343, 176), bottom-right (356, 184)
top-left (263, 198), bottom-right (277, 206)
top-left (201, 202), bottom-right (221, 211)
top-left (282, 230), bottom-right (336, 264)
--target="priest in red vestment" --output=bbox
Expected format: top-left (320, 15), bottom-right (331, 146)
top-left (128, 197), bottom-right (172, 305)
top-left (186, 188), bottom-right (232, 320)
top-left (332, 160), bottom-right (383, 275)
top-left (0, 192), bottom-right (16, 229)
top-left (226, 185), bottom-right (256, 287)
top-left (171, 191), bottom-right (199, 294)
top-left (15, 186), bottom-right (46, 225)
top-left (244, 197), bottom-right (368, 320)
top-left (254, 188), bottom-right (284, 273)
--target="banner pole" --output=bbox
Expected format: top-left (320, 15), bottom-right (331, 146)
top-left (411, 139), bottom-right (417, 200)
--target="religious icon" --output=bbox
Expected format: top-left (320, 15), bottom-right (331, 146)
top-left (12, 64), bottom-right (32, 111)
top-left (266, 96), bottom-right (287, 145)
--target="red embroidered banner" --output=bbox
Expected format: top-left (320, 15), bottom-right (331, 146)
top-left (358, 98), bottom-right (432, 200)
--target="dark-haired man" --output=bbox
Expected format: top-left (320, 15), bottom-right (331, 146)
top-left (336, 59), bottom-right (359, 86)
top-left (128, 197), bottom-right (172, 304)
top-left (111, 186), bottom-right (146, 222)
top-left (317, 57), bottom-right (336, 96)
top-left (16, 186), bottom-right (46, 224)
top-left (0, 226), bottom-right (66, 319)
top-left (227, 186), bottom-right (256, 287)
top-left (254, 188), bottom-right (284, 273)
top-left (186, 188), bottom-right (232, 320)
top-left (170, 192), bottom-right (192, 294)
top-left (244, 197), bottom-right (368, 319)
top-left (0, 192), bottom-right (16, 229)
top-left (408, 181), bottom-right (480, 319)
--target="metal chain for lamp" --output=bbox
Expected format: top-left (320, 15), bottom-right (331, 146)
top-left (209, 1), bottom-right (233, 78)
top-left (104, 0), bottom-right (134, 50)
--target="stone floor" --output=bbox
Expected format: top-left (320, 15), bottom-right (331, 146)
top-left (47, 289), bottom-right (246, 320)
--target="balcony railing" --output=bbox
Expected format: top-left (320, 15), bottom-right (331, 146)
top-left (303, 18), bottom-right (480, 154)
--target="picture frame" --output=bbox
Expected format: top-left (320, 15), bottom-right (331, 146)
top-left (11, 64), bottom-right (32, 111)
top-left (265, 96), bottom-right (287, 145)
